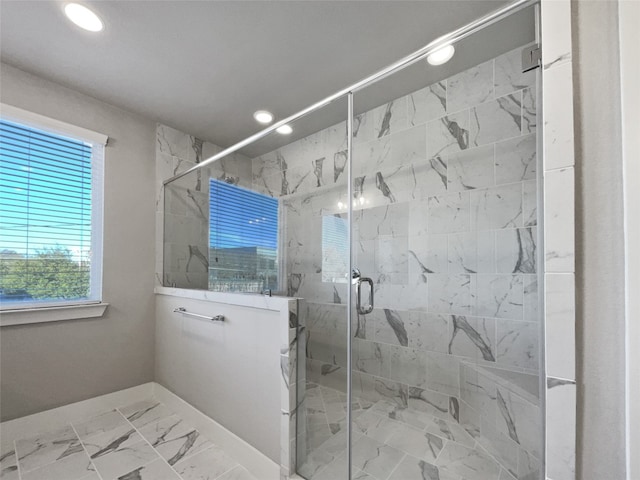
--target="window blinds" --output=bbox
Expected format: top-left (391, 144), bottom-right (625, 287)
top-left (0, 119), bottom-right (94, 303)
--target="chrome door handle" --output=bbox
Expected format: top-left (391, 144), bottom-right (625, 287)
top-left (356, 276), bottom-right (374, 315)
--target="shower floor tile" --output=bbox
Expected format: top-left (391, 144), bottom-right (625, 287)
top-left (6, 400), bottom-right (258, 480)
top-left (298, 382), bottom-right (516, 480)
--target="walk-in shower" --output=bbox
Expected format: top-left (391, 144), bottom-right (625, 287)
top-left (162, 1), bottom-right (544, 478)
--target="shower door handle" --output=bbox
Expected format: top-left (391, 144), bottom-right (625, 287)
top-left (356, 276), bottom-right (374, 315)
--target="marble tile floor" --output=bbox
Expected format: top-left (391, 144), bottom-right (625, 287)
top-left (298, 383), bottom-right (517, 480)
top-left (0, 399), bottom-right (258, 480)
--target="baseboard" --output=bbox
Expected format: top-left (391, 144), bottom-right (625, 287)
top-left (0, 382), bottom-right (154, 451)
top-left (152, 382), bottom-right (280, 480)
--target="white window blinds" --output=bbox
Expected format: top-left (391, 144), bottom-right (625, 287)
top-left (0, 116), bottom-right (104, 308)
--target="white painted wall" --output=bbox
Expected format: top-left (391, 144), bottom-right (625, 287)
top-left (0, 63), bottom-right (157, 421)
top-left (155, 293), bottom-right (282, 462)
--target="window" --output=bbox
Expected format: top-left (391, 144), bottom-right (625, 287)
top-left (0, 105), bottom-right (106, 310)
top-left (208, 178), bottom-right (279, 292)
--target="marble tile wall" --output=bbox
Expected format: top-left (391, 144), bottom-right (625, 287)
top-left (156, 124), bottom-right (253, 289)
top-left (541, 1), bottom-right (577, 479)
top-left (250, 45), bottom-right (544, 478)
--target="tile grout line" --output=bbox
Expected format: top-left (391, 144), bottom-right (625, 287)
top-left (69, 422), bottom-right (105, 480)
top-left (382, 452), bottom-right (407, 480)
top-left (115, 406), bottom-right (185, 480)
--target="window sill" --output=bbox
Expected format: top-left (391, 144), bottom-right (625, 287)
top-left (0, 302), bottom-right (109, 327)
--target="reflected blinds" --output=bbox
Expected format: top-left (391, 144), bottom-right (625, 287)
top-left (0, 119), bottom-right (94, 303)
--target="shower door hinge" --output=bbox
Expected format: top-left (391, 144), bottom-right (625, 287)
top-left (522, 44), bottom-right (542, 72)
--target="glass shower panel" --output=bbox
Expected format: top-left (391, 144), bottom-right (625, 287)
top-left (224, 97), bottom-right (353, 479)
top-left (349, 7), bottom-right (543, 480)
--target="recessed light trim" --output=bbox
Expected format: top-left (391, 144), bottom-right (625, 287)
top-left (253, 110), bottom-right (274, 124)
top-left (276, 124), bottom-right (293, 135)
top-left (64, 3), bottom-right (103, 32)
top-left (427, 44), bottom-right (455, 66)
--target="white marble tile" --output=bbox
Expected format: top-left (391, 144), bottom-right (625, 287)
top-left (217, 465), bottom-right (257, 480)
top-left (522, 179), bottom-right (537, 227)
top-left (404, 388), bottom-right (451, 422)
top-left (173, 445), bottom-right (239, 480)
top-left (351, 435), bottom-right (405, 479)
top-left (543, 62), bottom-right (574, 170)
top-left (546, 378), bottom-right (576, 480)
top-left (436, 441), bottom-right (501, 480)
top-left (496, 320), bottom-right (539, 371)
top-left (523, 275), bottom-right (539, 323)
top-left (426, 111), bottom-right (470, 159)
top-left (471, 183), bottom-right (523, 231)
top-left (495, 133), bottom-right (537, 185)
top-left (407, 82), bottom-right (447, 126)
top-left (73, 410), bottom-right (129, 441)
top-left (373, 283), bottom-right (429, 311)
top-left (386, 423), bottom-right (444, 463)
top-left (470, 93), bottom-right (522, 147)
top-left (448, 232), bottom-right (477, 274)
top-left (388, 345), bottom-right (428, 388)
top-left (119, 400), bottom-right (173, 429)
top-left (495, 47), bottom-right (537, 97)
top-left (157, 124), bottom-right (190, 159)
top-left (117, 458), bottom-right (181, 480)
top-left (21, 451), bottom-right (95, 480)
top-left (82, 425), bottom-right (141, 458)
top-left (352, 410), bottom-right (403, 444)
top-left (544, 167), bottom-right (574, 272)
top-left (425, 351), bottom-right (460, 397)
top-left (545, 273), bottom-right (576, 380)
top-left (371, 98), bottom-right (408, 138)
top-left (447, 60), bottom-right (494, 113)
top-left (541, 0), bottom-right (572, 69)
top-left (428, 192), bottom-right (470, 234)
top-left (389, 454), bottom-right (460, 480)
top-left (16, 425), bottom-right (82, 473)
top-left (92, 439), bottom-right (159, 480)
top-left (409, 234), bottom-right (448, 279)
top-left (0, 448), bottom-right (19, 480)
top-left (428, 274), bottom-right (472, 315)
top-left (412, 156), bottom-right (449, 198)
top-left (495, 387), bottom-right (542, 460)
top-left (138, 415), bottom-right (213, 465)
top-left (353, 339), bottom-right (388, 378)
top-left (477, 230), bottom-right (497, 274)
top-left (446, 144), bottom-right (495, 192)
top-left (496, 228), bottom-right (537, 274)
top-left (405, 311), bottom-right (449, 353)
top-left (390, 124), bottom-right (427, 167)
top-left (374, 235), bottom-right (408, 284)
top-left (449, 315), bottom-right (496, 362)
top-left (476, 274), bottom-right (523, 319)
top-left (423, 415), bottom-right (475, 448)
top-left (522, 88), bottom-right (537, 134)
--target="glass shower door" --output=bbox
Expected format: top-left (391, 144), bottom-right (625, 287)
top-left (348, 14), bottom-right (543, 479)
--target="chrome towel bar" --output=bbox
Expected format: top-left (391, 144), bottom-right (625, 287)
top-left (173, 307), bottom-right (224, 322)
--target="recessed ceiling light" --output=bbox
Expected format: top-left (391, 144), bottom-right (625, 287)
top-left (253, 110), bottom-right (274, 124)
top-left (427, 44), bottom-right (455, 66)
top-left (64, 3), bottom-right (103, 32)
top-left (276, 124), bottom-right (293, 135)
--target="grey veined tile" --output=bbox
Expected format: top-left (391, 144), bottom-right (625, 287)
top-left (117, 458), bottom-right (181, 480)
top-left (436, 442), bottom-right (501, 480)
top-left (216, 465), bottom-right (257, 480)
top-left (351, 435), bottom-right (405, 480)
top-left (82, 424), bottom-right (141, 458)
top-left (137, 414), bottom-right (213, 465)
top-left (21, 451), bottom-right (95, 480)
top-left (389, 454), bottom-right (461, 480)
top-left (119, 400), bottom-right (173, 428)
top-left (73, 410), bottom-right (129, 440)
top-left (91, 440), bottom-right (159, 480)
top-left (447, 60), bottom-right (495, 113)
top-left (15, 425), bottom-right (82, 473)
top-left (0, 448), bottom-right (19, 480)
top-left (173, 445), bottom-right (239, 480)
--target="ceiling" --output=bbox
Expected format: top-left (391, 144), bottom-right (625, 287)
top-left (0, 0), bottom-right (534, 156)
